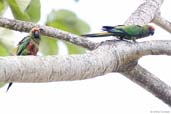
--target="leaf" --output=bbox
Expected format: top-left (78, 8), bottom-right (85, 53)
top-left (0, 28), bottom-right (15, 55)
top-left (6, 0), bottom-right (40, 22)
top-left (47, 9), bottom-right (90, 35)
top-left (7, 0), bottom-right (29, 21)
top-left (40, 36), bottom-right (58, 55)
top-left (0, 41), bottom-right (10, 56)
top-left (46, 9), bottom-right (90, 54)
top-left (24, 0), bottom-right (41, 22)
top-left (65, 42), bottom-right (85, 54)
top-left (0, 0), bottom-right (6, 15)
top-left (16, 0), bottom-right (31, 11)
top-left (0, 82), bottom-right (5, 88)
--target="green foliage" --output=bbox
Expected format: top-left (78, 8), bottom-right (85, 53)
top-left (46, 9), bottom-right (90, 54)
top-left (24, 0), bottom-right (41, 22)
top-left (65, 42), bottom-right (85, 54)
top-left (0, 0), bottom-right (5, 14)
top-left (47, 9), bottom-right (90, 35)
top-left (0, 82), bottom-right (5, 88)
top-left (6, 0), bottom-right (40, 22)
top-left (0, 41), bottom-right (9, 56)
top-left (40, 36), bottom-right (58, 55)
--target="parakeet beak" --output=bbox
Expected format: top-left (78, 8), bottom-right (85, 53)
top-left (34, 31), bottom-right (40, 38)
top-left (150, 31), bottom-right (154, 35)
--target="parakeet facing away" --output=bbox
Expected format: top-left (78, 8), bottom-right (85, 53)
top-left (82, 25), bottom-right (155, 42)
top-left (6, 27), bottom-right (43, 92)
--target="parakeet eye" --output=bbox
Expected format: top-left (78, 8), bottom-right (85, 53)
top-left (39, 28), bottom-right (44, 32)
top-left (149, 26), bottom-right (154, 35)
top-left (148, 26), bottom-right (155, 35)
top-left (149, 26), bottom-right (155, 31)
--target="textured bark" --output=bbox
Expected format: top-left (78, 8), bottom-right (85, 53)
top-left (153, 12), bottom-right (171, 33)
top-left (0, 43), bottom-right (118, 82)
top-left (0, 40), bottom-right (171, 83)
top-left (122, 65), bottom-right (171, 106)
top-left (123, 0), bottom-right (171, 106)
top-left (125, 0), bottom-right (164, 25)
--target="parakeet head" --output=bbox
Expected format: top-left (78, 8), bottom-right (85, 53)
top-left (30, 27), bottom-right (43, 40)
top-left (147, 25), bottom-right (155, 36)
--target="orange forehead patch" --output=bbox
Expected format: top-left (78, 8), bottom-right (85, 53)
top-left (31, 27), bottom-right (40, 32)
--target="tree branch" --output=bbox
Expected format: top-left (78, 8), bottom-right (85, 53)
top-left (0, 17), bottom-right (98, 50)
top-left (125, 0), bottom-right (164, 25)
top-left (122, 64), bottom-right (171, 106)
top-left (114, 40), bottom-right (171, 70)
top-left (123, 0), bottom-right (171, 106)
top-left (0, 40), bottom-right (171, 83)
top-left (0, 42), bottom-right (119, 82)
top-left (153, 12), bottom-right (171, 33)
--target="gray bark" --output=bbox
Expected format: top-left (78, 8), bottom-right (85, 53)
top-left (0, 40), bottom-right (170, 83)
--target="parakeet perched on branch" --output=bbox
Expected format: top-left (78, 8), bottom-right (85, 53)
top-left (82, 25), bottom-right (155, 42)
top-left (6, 27), bottom-right (43, 92)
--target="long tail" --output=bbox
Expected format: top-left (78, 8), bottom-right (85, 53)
top-left (81, 32), bottom-right (114, 37)
top-left (6, 82), bottom-right (13, 92)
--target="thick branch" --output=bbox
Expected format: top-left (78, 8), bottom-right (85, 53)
top-left (0, 43), bottom-right (119, 82)
top-left (0, 40), bottom-right (171, 83)
top-left (0, 18), bottom-right (98, 50)
top-left (125, 0), bottom-right (164, 25)
top-left (114, 40), bottom-right (171, 71)
top-left (122, 64), bottom-right (171, 106)
top-left (153, 13), bottom-right (171, 33)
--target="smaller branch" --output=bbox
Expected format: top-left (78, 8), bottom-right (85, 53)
top-left (138, 40), bottom-right (171, 55)
top-left (108, 40), bottom-right (171, 68)
top-left (125, 0), bottom-right (164, 25)
top-left (122, 64), bottom-right (171, 106)
top-left (153, 13), bottom-right (171, 33)
top-left (0, 17), bottom-right (98, 50)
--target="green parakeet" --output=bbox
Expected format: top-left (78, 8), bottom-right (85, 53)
top-left (82, 25), bottom-right (155, 42)
top-left (6, 27), bottom-right (43, 92)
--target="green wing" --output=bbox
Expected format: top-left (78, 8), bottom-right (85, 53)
top-left (119, 25), bottom-right (143, 36)
top-left (102, 25), bottom-right (129, 37)
top-left (17, 36), bottom-right (30, 55)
